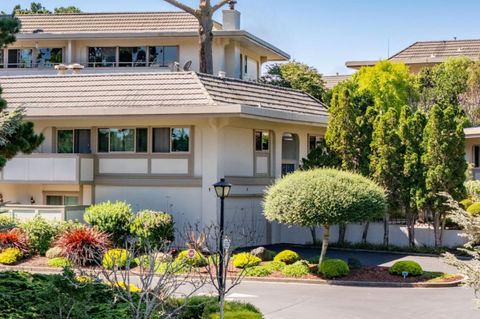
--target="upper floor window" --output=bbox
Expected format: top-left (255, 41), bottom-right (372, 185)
top-left (98, 128), bottom-right (147, 153)
top-left (244, 55), bottom-right (248, 74)
top-left (36, 48), bottom-right (63, 67)
top-left (309, 135), bottom-right (323, 152)
top-left (149, 46), bottom-right (178, 67)
top-left (0, 50), bottom-right (4, 68)
top-left (88, 47), bottom-right (116, 67)
top-left (474, 145), bottom-right (480, 168)
top-left (152, 127), bottom-right (190, 153)
top-left (8, 49), bottom-right (33, 68)
top-left (57, 129), bottom-right (91, 154)
top-left (255, 131), bottom-right (270, 152)
top-left (119, 47), bottom-right (147, 67)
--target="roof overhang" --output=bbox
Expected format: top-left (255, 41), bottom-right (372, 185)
top-left (465, 127), bottom-right (480, 138)
top-left (345, 60), bottom-right (378, 69)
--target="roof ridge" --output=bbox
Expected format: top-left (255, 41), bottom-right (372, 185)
top-left (389, 41), bottom-right (420, 59)
top-left (16, 11), bottom-right (195, 16)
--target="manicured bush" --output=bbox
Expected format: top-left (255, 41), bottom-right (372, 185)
top-left (45, 246), bottom-right (63, 259)
top-left (459, 198), bottom-right (474, 210)
top-left (0, 247), bottom-right (23, 265)
top-left (84, 201), bottom-right (133, 246)
top-left (47, 257), bottom-right (72, 268)
top-left (110, 281), bottom-right (141, 293)
top-left (0, 215), bottom-right (16, 231)
top-left (202, 299), bottom-right (263, 319)
top-left (319, 259), bottom-right (350, 279)
top-left (0, 229), bottom-right (29, 254)
top-left (281, 263), bottom-right (310, 278)
top-left (102, 248), bottom-right (129, 269)
top-left (244, 265), bottom-right (272, 277)
top-left (465, 180), bottom-right (480, 201)
top-left (232, 252), bottom-right (261, 269)
top-left (55, 227), bottom-right (111, 266)
top-left (389, 260), bottom-right (423, 276)
top-left (263, 260), bottom-right (286, 272)
top-left (467, 202), bottom-right (480, 217)
top-left (20, 216), bottom-right (56, 255)
top-left (130, 210), bottom-right (174, 248)
top-left (273, 250), bottom-right (300, 265)
top-left (175, 249), bottom-right (208, 267)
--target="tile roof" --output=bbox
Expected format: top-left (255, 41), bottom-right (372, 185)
top-left (322, 74), bottom-right (351, 90)
top-left (17, 12), bottom-right (215, 34)
top-left (0, 72), bottom-right (327, 119)
top-left (390, 39), bottom-right (480, 62)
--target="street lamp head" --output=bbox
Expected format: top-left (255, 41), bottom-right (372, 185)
top-left (213, 178), bottom-right (232, 199)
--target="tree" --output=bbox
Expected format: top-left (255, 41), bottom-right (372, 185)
top-left (13, 3), bottom-right (52, 14)
top-left (260, 62), bottom-right (327, 101)
top-left (54, 6), bottom-right (82, 14)
top-left (163, 0), bottom-right (233, 74)
top-left (300, 138), bottom-right (340, 171)
top-left (422, 104), bottom-right (467, 247)
top-left (460, 59), bottom-right (480, 125)
top-left (263, 168), bottom-right (385, 266)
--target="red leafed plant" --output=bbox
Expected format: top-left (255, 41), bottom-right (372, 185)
top-left (0, 229), bottom-right (29, 254)
top-left (55, 227), bottom-right (111, 266)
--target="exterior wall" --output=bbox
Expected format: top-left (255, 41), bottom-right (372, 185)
top-left (0, 184), bottom-right (80, 204)
top-left (465, 137), bottom-right (480, 179)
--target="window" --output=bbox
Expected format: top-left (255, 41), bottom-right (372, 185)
top-left (152, 127), bottom-right (190, 153)
top-left (244, 55), bottom-right (248, 74)
top-left (474, 145), bottom-right (480, 168)
top-left (149, 46), bottom-right (178, 67)
top-left (309, 135), bottom-right (324, 152)
top-left (281, 163), bottom-right (295, 176)
top-left (98, 128), bottom-right (147, 153)
top-left (240, 53), bottom-right (243, 79)
top-left (255, 131), bottom-right (270, 152)
top-left (8, 49), bottom-right (33, 68)
top-left (0, 50), bottom-right (3, 68)
top-left (88, 47), bottom-right (116, 67)
top-left (36, 48), bottom-right (63, 67)
top-left (46, 195), bottom-right (79, 206)
top-left (57, 129), bottom-right (91, 154)
top-left (119, 47), bottom-right (147, 67)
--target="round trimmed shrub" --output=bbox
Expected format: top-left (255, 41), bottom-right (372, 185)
top-left (244, 265), bottom-right (272, 277)
top-left (281, 263), bottom-right (310, 278)
top-left (84, 201), bottom-right (133, 246)
top-left (459, 199), bottom-right (473, 210)
top-left (319, 259), bottom-right (350, 279)
top-left (20, 215), bottom-right (56, 255)
top-left (467, 202), bottom-right (480, 217)
top-left (102, 248), bottom-right (129, 269)
top-left (46, 246), bottom-right (63, 259)
top-left (175, 250), bottom-right (208, 267)
top-left (0, 247), bottom-right (23, 265)
top-left (264, 260), bottom-right (286, 272)
top-left (389, 260), bottom-right (423, 276)
top-left (47, 257), bottom-right (73, 268)
top-left (273, 250), bottom-right (300, 265)
top-left (232, 253), bottom-right (261, 269)
top-left (130, 210), bottom-right (174, 248)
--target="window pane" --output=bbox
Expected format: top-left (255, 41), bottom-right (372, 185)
top-left (262, 132), bottom-right (269, 151)
top-left (36, 48), bottom-right (63, 67)
top-left (8, 49), bottom-right (33, 68)
top-left (153, 128), bottom-right (170, 153)
top-left (57, 130), bottom-right (73, 153)
top-left (475, 146), bottom-right (480, 168)
top-left (75, 129), bottom-right (91, 154)
top-left (255, 131), bottom-right (262, 151)
top-left (171, 128), bottom-right (190, 152)
top-left (88, 47), bottom-right (116, 67)
top-left (110, 129), bottom-right (135, 152)
top-left (136, 128), bottom-right (148, 153)
top-left (98, 129), bottom-right (109, 153)
top-left (119, 47), bottom-right (147, 67)
top-left (164, 46), bottom-right (178, 66)
top-left (149, 47), bottom-right (163, 66)
top-left (46, 195), bottom-right (63, 205)
top-left (64, 196), bottom-right (79, 206)
top-left (0, 50), bottom-right (3, 68)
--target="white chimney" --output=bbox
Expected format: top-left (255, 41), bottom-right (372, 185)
top-left (222, 6), bottom-right (240, 31)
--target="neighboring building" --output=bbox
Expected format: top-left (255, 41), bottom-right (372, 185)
top-left (323, 74), bottom-right (351, 90)
top-left (0, 9), bottom-right (328, 245)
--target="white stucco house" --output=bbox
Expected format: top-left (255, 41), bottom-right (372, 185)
top-left (0, 9), bottom-right (328, 245)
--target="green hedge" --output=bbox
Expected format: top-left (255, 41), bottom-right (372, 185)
top-left (389, 260), bottom-right (423, 276)
top-left (319, 259), bottom-right (350, 279)
top-left (273, 250), bottom-right (300, 265)
top-left (20, 216), bottom-right (57, 255)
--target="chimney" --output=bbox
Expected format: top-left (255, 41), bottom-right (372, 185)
top-left (218, 71), bottom-right (226, 78)
top-left (55, 64), bottom-right (68, 75)
top-left (222, 1), bottom-right (240, 31)
top-left (69, 63), bottom-right (84, 74)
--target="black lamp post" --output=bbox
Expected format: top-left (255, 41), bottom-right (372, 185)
top-left (213, 178), bottom-right (232, 297)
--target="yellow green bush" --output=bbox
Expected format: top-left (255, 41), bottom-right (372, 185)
top-left (273, 250), bottom-right (300, 265)
top-left (0, 247), bottom-right (23, 265)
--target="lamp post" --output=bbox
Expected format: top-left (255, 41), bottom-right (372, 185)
top-left (213, 178), bottom-right (232, 300)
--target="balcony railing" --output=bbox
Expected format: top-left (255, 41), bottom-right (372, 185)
top-left (2, 204), bottom-right (88, 222)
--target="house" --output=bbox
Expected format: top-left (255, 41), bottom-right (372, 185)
top-left (0, 8), bottom-right (328, 245)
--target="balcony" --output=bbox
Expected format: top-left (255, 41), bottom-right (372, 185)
top-left (2, 204), bottom-right (88, 222)
top-left (0, 154), bottom-right (94, 184)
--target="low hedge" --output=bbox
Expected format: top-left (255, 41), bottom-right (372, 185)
top-left (273, 250), bottom-right (300, 265)
top-left (263, 260), bottom-right (286, 272)
top-left (47, 257), bottom-right (73, 268)
top-left (281, 263), bottom-right (310, 278)
top-left (389, 260), bottom-right (423, 276)
top-left (0, 247), bottom-right (23, 265)
top-left (319, 259), bottom-right (349, 279)
top-left (244, 265), bottom-right (272, 277)
top-left (175, 250), bottom-right (208, 267)
top-left (232, 253), bottom-right (261, 269)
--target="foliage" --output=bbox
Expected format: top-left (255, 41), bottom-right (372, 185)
top-left (84, 201), bottom-right (133, 246)
top-left (130, 210), bottom-right (174, 248)
top-left (467, 202), bottom-right (480, 217)
top-left (459, 199), bottom-right (473, 210)
top-left (202, 299), bottom-right (263, 319)
top-left (45, 246), bottom-right (63, 259)
top-left (347, 257), bottom-right (363, 270)
top-left (0, 214), bottom-right (16, 231)
top-left (389, 260), bottom-right (423, 276)
top-left (55, 227), bottom-right (111, 266)
top-left (232, 252), bottom-right (261, 269)
top-left (19, 215), bottom-right (56, 255)
top-left (301, 138), bottom-right (341, 170)
top-left (54, 6), bottom-right (82, 13)
top-left (0, 247), bottom-right (22, 265)
top-left (281, 263), bottom-right (310, 278)
top-left (319, 259), bottom-right (350, 279)
top-left (102, 248), bottom-right (129, 269)
top-left (263, 260), bottom-right (286, 272)
top-left (47, 257), bottom-right (73, 268)
top-left (465, 180), bottom-right (480, 201)
top-left (0, 15), bottom-right (20, 49)
top-left (0, 228), bottom-right (29, 253)
top-left (110, 281), bottom-right (141, 293)
top-left (175, 249), bottom-right (208, 267)
top-left (244, 265), bottom-right (272, 277)
top-left (461, 59), bottom-right (480, 125)
top-left (13, 2), bottom-right (52, 14)
top-left (272, 250), bottom-right (300, 265)
top-left (261, 61), bottom-right (326, 101)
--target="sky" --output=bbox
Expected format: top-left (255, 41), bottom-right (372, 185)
top-left (1, 0), bottom-right (480, 75)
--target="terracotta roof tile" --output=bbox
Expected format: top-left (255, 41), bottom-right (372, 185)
top-left (390, 39), bottom-right (480, 61)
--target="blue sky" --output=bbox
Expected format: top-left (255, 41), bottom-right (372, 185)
top-left (1, 0), bottom-right (479, 75)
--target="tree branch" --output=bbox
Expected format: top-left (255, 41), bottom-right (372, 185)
top-left (163, 0), bottom-right (198, 17)
top-left (212, 0), bottom-right (231, 13)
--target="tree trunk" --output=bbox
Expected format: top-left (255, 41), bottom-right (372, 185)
top-left (432, 211), bottom-right (441, 248)
top-left (440, 213), bottom-right (446, 247)
top-left (406, 207), bottom-right (416, 248)
top-left (309, 227), bottom-right (318, 245)
top-left (338, 224), bottom-right (346, 245)
top-left (198, 15), bottom-right (214, 74)
top-left (318, 225), bottom-right (330, 267)
top-left (383, 212), bottom-right (390, 246)
top-left (361, 222), bottom-right (369, 244)
top-left (219, 293), bottom-right (225, 319)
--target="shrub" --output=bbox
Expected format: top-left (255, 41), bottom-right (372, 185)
top-left (347, 257), bottom-right (362, 270)
top-left (84, 201), bottom-right (133, 246)
top-left (110, 281), bottom-right (141, 293)
top-left (102, 248), bottom-right (129, 269)
top-left (47, 257), bottom-right (72, 268)
top-left (0, 247), bottom-right (23, 265)
top-left (202, 300), bottom-right (263, 319)
top-left (20, 216), bottom-right (56, 255)
top-left (175, 250), bottom-right (208, 267)
top-left (232, 253), bottom-right (262, 269)
top-left (319, 259), bottom-right (350, 279)
top-left (0, 215), bottom-right (16, 231)
top-left (281, 263), bottom-right (310, 278)
top-left (263, 260), bottom-right (286, 272)
top-left (389, 260), bottom-right (423, 276)
top-left (45, 246), bottom-right (63, 259)
top-left (273, 250), bottom-right (300, 265)
top-left (244, 265), bottom-right (272, 277)
top-left (130, 210), bottom-right (174, 248)
top-left (467, 202), bottom-right (480, 217)
top-left (465, 180), bottom-right (480, 201)
top-left (55, 227), bottom-right (111, 266)
top-left (460, 199), bottom-right (474, 210)
top-left (0, 229), bottom-right (29, 254)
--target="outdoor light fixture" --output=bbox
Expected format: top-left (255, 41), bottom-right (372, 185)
top-left (213, 178), bottom-right (232, 199)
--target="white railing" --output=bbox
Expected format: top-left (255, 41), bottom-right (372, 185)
top-left (2, 204), bottom-right (88, 222)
